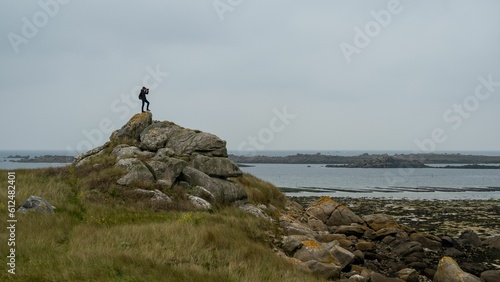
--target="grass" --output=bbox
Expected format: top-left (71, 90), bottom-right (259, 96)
top-left (0, 167), bottom-right (324, 282)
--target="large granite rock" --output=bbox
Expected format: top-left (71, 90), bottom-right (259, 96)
top-left (110, 112), bottom-right (152, 141)
top-left (147, 158), bottom-right (187, 188)
top-left (306, 197), bottom-right (364, 226)
top-left (140, 121), bottom-right (227, 157)
top-left (115, 158), bottom-right (154, 186)
top-left (190, 154), bottom-right (242, 178)
top-left (181, 166), bottom-right (246, 204)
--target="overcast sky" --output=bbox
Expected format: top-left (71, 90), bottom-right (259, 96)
top-left (1, 0), bottom-right (500, 154)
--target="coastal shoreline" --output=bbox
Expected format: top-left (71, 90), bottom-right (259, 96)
top-left (290, 196), bottom-right (500, 238)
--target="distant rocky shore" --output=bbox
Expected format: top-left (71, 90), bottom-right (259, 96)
top-left (230, 153), bottom-right (500, 169)
top-left (7, 155), bottom-right (74, 163)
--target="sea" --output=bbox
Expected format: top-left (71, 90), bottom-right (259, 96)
top-left (1, 150), bottom-right (500, 200)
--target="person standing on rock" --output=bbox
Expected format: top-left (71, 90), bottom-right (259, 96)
top-left (139, 86), bottom-right (150, 113)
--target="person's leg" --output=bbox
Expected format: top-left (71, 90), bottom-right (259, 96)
top-left (141, 99), bottom-right (145, 112)
top-left (145, 99), bottom-right (150, 111)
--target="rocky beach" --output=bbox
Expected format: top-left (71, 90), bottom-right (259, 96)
top-left (268, 196), bottom-right (500, 281)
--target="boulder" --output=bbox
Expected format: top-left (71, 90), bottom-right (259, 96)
top-left (306, 197), bottom-right (364, 226)
top-left (74, 143), bottom-right (108, 166)
top-left (152, 147), bottom-right (175, 161)
top-left (330, 245), bottom-right (355, 269)
top-left (279, 215), bottom-right (315, 236)
top-left (110, 112), bottom-right (152, 141)
top-left (362, 214), bottom-right (400, 231)
top-left (190, 154), bottom-right (242, 178)
top-left (282, 235), bottom-right (304, 255)
top-left (307, 218), bottom-right (328, 231)
top-left (188, 195), bottom-right (212, 210)
top-left (111, 145), bottom-right (154, 160)
top-left (130, 189), bottom-right (172, 205)
top-left (181, 166), bottom-right (246, 204)
top-left (335, 224), bottom-right (370, 237)
top-left (305, 196), bottom-right (341, 222)
top-left (392, 241), bottom-right (423, 257)
top-left (458, 229), bottom-right (482, 247)
top-left (17, 195), bottom-right (55, 214)
top-left (355, 241), bottom-right (375, 252)
top-left (140, 121), bottom-right (227, 157)
top-left (395, 268), bottom-right (419, 282)
top-left (115, 158), bottom-right (154, 186)
top-left (294, 240), bottom-right (334, 263)
top-left (191, 186), bottom-right (216, 203)
top-left (481, 270), bottom-right (500, 282)
top-left (433, 256), bottom-right (481, 282)
top-left (483, 236), bottom-right (500, 250)
top-left (147, 158), bottom-right (187, 188)
top-left (410, 233), bottom-right (442, 251)
top-left (239, 203), bottom-right (271, 220)
top-left (305, 260), bottom-right (341, 280)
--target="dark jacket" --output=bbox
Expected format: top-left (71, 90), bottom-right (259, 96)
top-left (139, 88), bottom-right (149, 100)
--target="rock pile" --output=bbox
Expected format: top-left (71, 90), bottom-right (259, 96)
top-left (269, 196), bottom-right (500, 281)
top-left (74, 112), bottom-right (246, 206)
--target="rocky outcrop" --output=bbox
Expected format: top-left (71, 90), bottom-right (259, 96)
top-left (74, 112), bottom-right (245, 204)
top-left (264, 196), bottom-right (500, 281)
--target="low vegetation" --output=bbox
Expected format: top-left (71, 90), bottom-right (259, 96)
top-left (0, 166), bottom-right (323, 281)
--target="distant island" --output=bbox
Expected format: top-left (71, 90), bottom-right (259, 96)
top-left (230, 153), bottom-right (500, 169)
top-left (9, 155), bottom-right (74, 163)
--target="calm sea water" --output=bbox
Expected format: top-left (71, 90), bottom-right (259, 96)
top-left (241, 164), bottom-right (500, 200)
top-left (2, 150), bottom-right (499, 200)
top-left (0, 150), bottom-right (71, 170)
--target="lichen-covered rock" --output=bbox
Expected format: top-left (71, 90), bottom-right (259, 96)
top-left (130, 189), bottom-right (172, 205)
top-left (140, 121), bottom-right (227, 156)
top-left (181, 166), bottom-right (246, 204)
top-left (115, 158), bottom-right (154, 185)
top-left (188, 195), bottom-right (212, 210)
top-left (110, 112), bottom-right (152, 141)
top-left (362, 214), bottom-right (401, 231)
top-left (190, 154), bottom-right (242, 178)
top-left (306, 197), bottom-right (364, 226)
top-left (74, 143), bottom-right (108, 166)
top-left (294, 240), bottom-right (335, 264)
top-left (433, 256), bottom-right (481, 282)
top-left (17, 195), bottom-right (55, 214)
top-left (111, 145), bottom-right (154, 160)
top-left (147, 158), bottom-right (187, 188)
top-left (191, 186), bottom-right (216, 203)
